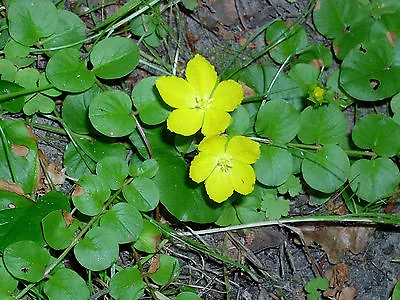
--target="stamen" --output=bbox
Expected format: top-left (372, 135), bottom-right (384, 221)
top-left (194, 96), bottom-right (213, 110)
top-left (216, 155), bottom-right (233, 173)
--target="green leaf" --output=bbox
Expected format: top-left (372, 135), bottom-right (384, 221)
top-left (132, 76), bottom-right (170, 125)
top-left (72, 174), bottom-right (111, 216)
top-left (256, 99), bottom-right (300, 143)
top-left (313, 0), bottom-right (369, 39)
top-left (129, 158), bottom-right (159, 178)
top-left (129, 129), bottom-right (151, 160)
top-left (0, 80), bottom-right (25, 113)
top-left (62, 85), bottom-right (101, 134)
top-left (0, 259), bottom-right (18, 296)
top-left (298, 105), bottom-right (347, 145)
top-left (297, 44), bottom-right (332, 68)
top-left (109, 268), bottom-right (146, 300)
top-left (393, 280), bottom-right (400, 300)
top-left (215, 201), bottom-right (239, 226)
top-left (277, 175), bottom-right (302, 197)
top-left (44, 268), bottom-right (89, 300)
top-left (302, 144), bottom-right (349, 193)
top-left (89, 90), bottom-right (136, 137)
top-left (3, 240), bottom-right (51, 282)
top-left (235, 195), bottom-right (264, 224)
top-left (304, 276), bottom-right (329, 300)
top-left (148, 254), bottom-right (180, 285)
top-left (266, 20), bottom-right (308, 64)
top-left (46, 48), bottom-right (95, 92)
top-left (42, 210), bottom-right (80, 250)
top-left (131, 15), bottom-right (157, 37)
top-left (41, 10), bottom-right (86, 55)
top-left (227, 104), bottom-right (250, 136)
top-left (100, 202), bottom-right (143, 244)
top-left (391, 92), bottom-right (400, 115)
top-left (8, 0), bottom-right (58, 46)
top-left (74, 227), bottom-right (119, 271)
top-left (4, 39), bottom-right (35, 67)
top-left (254, 145), bottom-right (293, 186)
top-left (261, 194), bottom-right (290, 220)
top-left (90, 37), bottom-right (140, 79)
top-left (0, 191), bottom-right (70, 252)
top-left (122, 177), bottom-right (160, 212)
top-left (340, 41), bottom-right (400, 101)
top-left (0, 60), bottom-right (18, 81)
top-left (288, 63), bottom-right (320, 94)
top-left (23, 94), bottom-right (55, 115)
top-left (96, 156), bottom-right (129, 190)
top-left (0, 118), bottom-right (39, 193)
top-left (181, 0), bottom-right (198, 10)
top-left (352, 114), bottom-right (400, 157)
top-left (349, 157), bottom-right (400, 202)
top-left (133, 219), bottom-right (161, 253)
top-left (63, 139), bottom-right (126, 179)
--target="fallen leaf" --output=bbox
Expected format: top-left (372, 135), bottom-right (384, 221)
top-left (46, 163), bottom-right (66, 185)
top-left (310, 59), bottom-right (324, 70)
top-left (240, 81), bottom-right (256, 98)
top-left (339, 286), bottom-right (358, 300)
top-left (299, 225), bottom-right (375, 264)
top-left (11, 144), bottom-right (29, 157)
top-left (62, 210), bottom-right (74, 227)
top-left (324, 263), bottom-right (349, 288)
top-left (0, 180), bottom-right (25, 196)
top-left (244, 228), bottom-right (284, 252)
top-left (386, 31), bottom-right (398, 47)
top-left (147, 253), bottom-right (160, 274)
top-left (72, 185), bottom-right (85, 197)
top-left (211, 0), bottom-right (238, 26)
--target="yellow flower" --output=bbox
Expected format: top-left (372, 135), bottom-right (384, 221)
top-left (156, 54), bottom-right (244, 136)
top-left (189, 135), bottom-right (261, 203)
top-left (309, 86), bottom-right (326, 104)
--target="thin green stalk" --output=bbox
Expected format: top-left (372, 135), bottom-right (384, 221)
top-left (31, 123), bottom-right (66, 135)
top-left (0, 85), bottom-right (54, 103)
top-left (0, 122), bottom-right (17, 183)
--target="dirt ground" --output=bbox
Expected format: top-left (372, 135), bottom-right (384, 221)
top-left (32, 0), bottom-right (400, 299)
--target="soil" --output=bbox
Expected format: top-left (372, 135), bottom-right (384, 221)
top-left (24, 0), bottom-right (400, 299)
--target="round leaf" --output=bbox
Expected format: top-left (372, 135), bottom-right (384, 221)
top-left (132, 76), bottom-right (170, 125)
top-left (44, 269), bottom-right (89, 300)
top-left (89, 90), bottom-right (136, 137)
top-left (352, 114), bottom-right (400, 157)
top-left (235, 195), bottom-right (264, 224)
top-left (288, 63), bottom-right (320, 94)
top-left (90, 37), bottom-right (140, 79)
top-left (148, 254), bottom-right (180, 285)
top-left (227, 104), bottom-right (250, 136)
top-left (298, 105), bottom-right (347, 145)
top-left (122, 177), bottom-right (159, 212)
top-left (349, 158), bottom-right (400, 202)
top-left (74, 227), bottom-right (119, 271)
top-left (134, 219), bottom-right (161, 253)
top-left (46, 48), bottom-right (95, 92)
top-left (41, 10), bottom-right (86, 55)
top-left (391, 92), bottom-right (400, 115)
top-left (254, 145), bottom-right (293, 186)
top-left (297, 44), bottom-right (333, 68)
top-left (340, 41), bottom-right (400, 101)
top-left (174, 292), bottom-right (202, 300)
top-left (3, 240), bottom-right (51, 282)
top-left (8, 0), bottom-right (58, 46)
top-left (100, 203), bottom-right (143, 244)
top-left (302, 144), bottom-right (350, 193)
top-left (42, 210), bottom-right (80, 250)
top-left (256, 99), bottom-right (300, 143)
top-left (96, 156), bottom-right (129, 190)
top-left (266, 20), bottom-right (308, 64)
top-left (23, 94), bottom-right (55, 115)
top-left (0, 80), bottom-right (25, 113)
top-left (62, 85), bottom-right (101, 134)
top-left (109, 268), bottom-right (145, 300)
top-left (72, 174), bottom-right (111, 216)
top-left (129, 158), bottom-right (159, 178)
top-left (0, 259), bottom-right (18, 296)
top-left (313, 0), bottom-right (369, 39)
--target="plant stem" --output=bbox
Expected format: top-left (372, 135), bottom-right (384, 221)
top-left (0, 85), bottom-right (54, 103)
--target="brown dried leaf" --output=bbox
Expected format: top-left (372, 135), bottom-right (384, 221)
top-left (147, 253), bottom-right (160, 274)
top-left (339, 286), bottom-right (358, 300)
top-left (324, 263), bottom-right (349, 288)
top-left (72, 185), bottom-right (85, 197)
top-left (300, 225), bottom-right (375, 264)
top-left (240, 81), bottom-right (256, 98)
top-left (244, 228), bottom-right (284, 252)
top-left (211, 0), bottom-right (238, 26)
top-left (309, 59), bottom-right (324, 70)
top-left (0, 180), bottom-right (25, 196)
top-left (11, 144), bottom-right (29, 157)
top-left (62, 210), bottom-right (74, 227)
top-left (386, 31), bottom-right (398, 47)
top-left (46, 163), bottom-right (66, 185)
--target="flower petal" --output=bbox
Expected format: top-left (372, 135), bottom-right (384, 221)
top-left (226, 136), bottom-right (261, 164)
top-left (230, 161), bottom-right (256, 195)
top-left (186, 54), bottom-right (217, 97)
top-left (189, 152), bottom-right (217, 183)
top-left (205, 168), bottom-right (234, 202)
top-left (167, 108), bottom-right (203, 136)
top-left (211, 80), bottom-right (244, 111)
top-left (201, 108), bottom-right (231, 136)
top-left (156, 76), bottom-right (196, 108)
top-left (198, 135), bottom-right (227, 155)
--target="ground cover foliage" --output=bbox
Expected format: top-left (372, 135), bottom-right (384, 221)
top-left (0, 0), bottom-right (400, 299)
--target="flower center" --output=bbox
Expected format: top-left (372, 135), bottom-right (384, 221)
top-left (216, 154), bottom-right (233, 173)
top-left (195, 95), bottom-right (213, 110)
